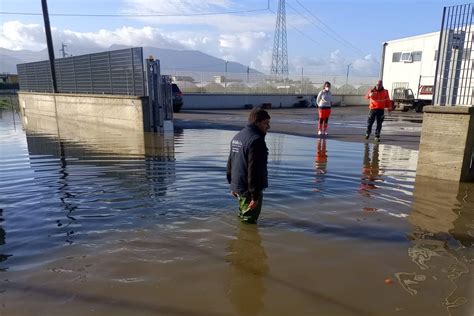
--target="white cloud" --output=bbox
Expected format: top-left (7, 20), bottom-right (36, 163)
top-left (121, 0), bottom-right (277, 32)
top-left (62, 26), bottom-right (186, 50)
top-left (0, 20), bottom-right (274, 72)
top-left (0, 21), bottom-right (46, 50)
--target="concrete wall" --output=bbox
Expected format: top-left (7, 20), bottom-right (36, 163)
top-left (20, 105), bottom-right (175, 157)
top-left (19, 92), bottom-right (147, 132)
top-left (181, 93), bottom-right (366, 110)
top-left (417, 106), bottom-right (474, 182)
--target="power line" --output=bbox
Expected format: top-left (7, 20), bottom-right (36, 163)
top-left (293, 0), bottom-right (366, 56)
top-left (285, 2), bottom-right (349, 53)
top-left (269, 8), bottom-right (331, 54)
top-left (0, 7), bottom-right (270, 17)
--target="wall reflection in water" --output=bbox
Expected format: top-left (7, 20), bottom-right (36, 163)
top-left (401, 176), bottom-right (474, 314)
top-left (225, 224), bottom-right (268, 316)
top-left (5, 112), bottom-right (177, 258)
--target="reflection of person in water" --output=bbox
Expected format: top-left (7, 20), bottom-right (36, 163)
top-left (314, 138), bottom-right (328, 175)
top-left (359, 143), bottom-right (382, 196)
top-left (225, 224), bottom-right (268, 316)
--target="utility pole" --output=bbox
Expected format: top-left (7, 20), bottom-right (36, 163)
top-left (41, 0), bottom-right (57, 93)
top-left (224, 60), bottom-right (228, 92)
top-left (301, 67), bottom-right (304, 93)
top-left (346, 63), bottom-right (351, 86)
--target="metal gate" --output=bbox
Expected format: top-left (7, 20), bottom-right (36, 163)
top-left (434, 3), bottom-right (474, 106)
top-left (146, 58), bottom-right (173, 132)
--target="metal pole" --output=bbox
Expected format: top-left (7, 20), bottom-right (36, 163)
top-left (247, 66), bottom-right (250, 94)
top-left (346, 63), bottom-right (351, 85)
top-left (41, 0), bottom-right (57, 93)
top-left (433, 6), bottom-right (447, 106)
top-left (200, 72), bottom-right (203, 93)
top-left (224, 60), bottom-right (228, 93)
top-left (301, 67), bottom-right (303, 93)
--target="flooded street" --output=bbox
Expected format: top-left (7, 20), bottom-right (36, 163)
top-left (0, 110), bottom-right (473, 315)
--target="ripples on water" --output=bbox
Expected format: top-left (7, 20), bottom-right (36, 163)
top-left (0, 111), bottom-right (473, 315)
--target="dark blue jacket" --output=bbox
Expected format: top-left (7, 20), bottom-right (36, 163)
top-left (227, 124), bottom-right (268, 200)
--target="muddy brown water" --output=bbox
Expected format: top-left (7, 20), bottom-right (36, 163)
top-left (0, 111), bottom-right (472, 315)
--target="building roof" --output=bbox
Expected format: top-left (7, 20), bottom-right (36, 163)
top-left (384, 31), bottom-right (440, 44)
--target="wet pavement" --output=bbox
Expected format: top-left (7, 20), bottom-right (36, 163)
top-left (175, 106), bottom-right (423, 150)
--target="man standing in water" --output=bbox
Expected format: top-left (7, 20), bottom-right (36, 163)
top-left (365, 80), bottom-right (392, 142)
top-left (227, 108), bottom-right (270, 224)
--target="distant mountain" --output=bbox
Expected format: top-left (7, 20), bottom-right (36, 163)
top-left (0, 46), bottom-right (261, 74)
top-left (142, 46), bottom-right (260, 74)
top-left (0, 54), bottom-right (25, 74)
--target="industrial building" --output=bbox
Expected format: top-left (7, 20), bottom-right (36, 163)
top-left (380, 31), bottom-right (439, 103)
top-left (382, 21), bottom-right (474, 108)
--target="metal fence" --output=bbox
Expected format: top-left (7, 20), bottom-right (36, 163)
top-left (434, 3), bottom-right (474, 106)
top-left (162, 70), bottom-right (378, 95)
top-left (17, 48), bottom-right (145, 96)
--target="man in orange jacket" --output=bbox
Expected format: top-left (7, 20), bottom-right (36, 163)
top-left (365, 80), bottom-right (392, 142)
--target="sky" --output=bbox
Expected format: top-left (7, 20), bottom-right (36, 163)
top-left (0, 0), bottom-right (471, 76)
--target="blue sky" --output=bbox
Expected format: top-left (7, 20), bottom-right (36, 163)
top-left (0, 0), bottom-right (470, 75)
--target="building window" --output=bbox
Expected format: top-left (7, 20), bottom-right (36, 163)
top-left (434, 50), bottom-right (438, 61)
top-left (412, 51), bottom-right (422, 62)
top-left (392, 52), bottom-right (402, 62)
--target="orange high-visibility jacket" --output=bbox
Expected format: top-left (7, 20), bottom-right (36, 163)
top-left (366, 89), bottom-right (391, 110)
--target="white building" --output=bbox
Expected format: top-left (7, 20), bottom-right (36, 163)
top-left (381, 32), bottom-right (440, 101)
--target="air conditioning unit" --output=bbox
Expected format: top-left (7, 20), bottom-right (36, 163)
top-left (400, 52), bottom-right (412, 63)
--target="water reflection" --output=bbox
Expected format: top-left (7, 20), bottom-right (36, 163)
top-left (312, 138), bottom-right (328, 193)
top-left (359, 143), bottom-right (383, 197)
top-left (399, 176), bottom-right (474, 314)
top-left (411, 176), bottom-right (474, 246)
top-left (226, 224), bottom-right (268, 316)
top-left (0, 111), bottom-right (176, 270)
top-left (314, 138), bottom-right (328, 175)
top-left (2, 109), bottom-right (473, 315)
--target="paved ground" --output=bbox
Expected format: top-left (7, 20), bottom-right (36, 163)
top-left (174, 105), bottom-right (424, 150)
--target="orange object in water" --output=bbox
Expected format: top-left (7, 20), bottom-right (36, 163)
top-left (384, 278), bottom-right (394, 285)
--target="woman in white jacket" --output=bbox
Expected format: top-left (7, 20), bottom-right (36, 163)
top-left (316, 81), bottom-right (333, 135)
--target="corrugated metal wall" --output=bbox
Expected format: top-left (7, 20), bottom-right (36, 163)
top-left (17, 48), bottom-right (145, 96)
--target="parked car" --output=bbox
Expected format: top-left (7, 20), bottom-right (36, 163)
top-left (172, 83), bottom-right (183, 113)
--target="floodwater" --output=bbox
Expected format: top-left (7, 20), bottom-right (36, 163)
top-left (0, 110), bottom-right (473, 316)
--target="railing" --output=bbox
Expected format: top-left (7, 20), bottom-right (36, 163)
top-left (162, 70), bottom-right (378, 95)
top-left (434, 3), bottom-right (474, 106)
